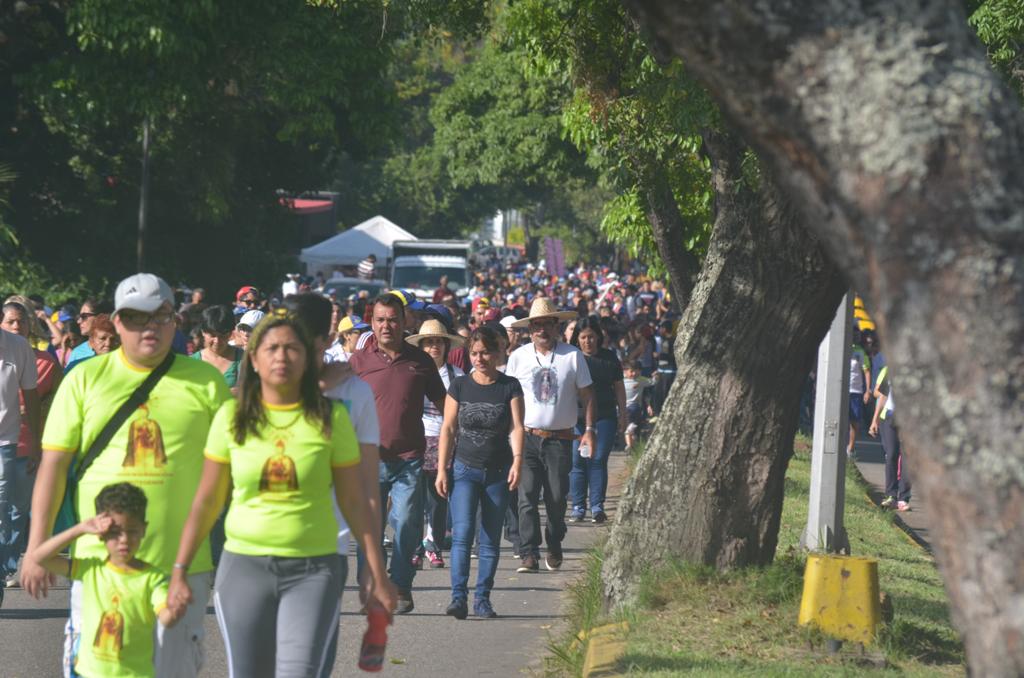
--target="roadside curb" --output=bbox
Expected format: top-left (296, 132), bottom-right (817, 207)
top-left (581, 622), bottom-right (630, 677)
top-left (852, 478), bottom-right (931, 554)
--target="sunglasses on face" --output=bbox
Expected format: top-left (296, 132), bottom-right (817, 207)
top-left (77, 312), bottom-right (96, 320)
top-left (240, 297), bottom-right (259, 306)
top-left (119, 309), bottom-right (174, 330)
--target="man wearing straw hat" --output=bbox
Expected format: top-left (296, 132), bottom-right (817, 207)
top-left (506, 298), bottom-right (595, 573)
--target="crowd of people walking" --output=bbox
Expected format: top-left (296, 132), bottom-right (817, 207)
top-left (0, 256), bottom-right (678, 677)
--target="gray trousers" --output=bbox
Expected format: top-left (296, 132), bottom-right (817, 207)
top-left (517, 435), bottom-right (572, 558)
top-left (214, 551), bottom-right (343, 678)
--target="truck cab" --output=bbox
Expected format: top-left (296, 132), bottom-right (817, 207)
top-left (390, 240), bottom-right (472, 300)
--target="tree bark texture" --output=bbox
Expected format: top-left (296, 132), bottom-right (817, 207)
top-left (640, 169), bottom-right (702, 308)
top-left (623, 1), bottom-right (1024, 673)
top-left (602, 128), bottom-right (846, 604)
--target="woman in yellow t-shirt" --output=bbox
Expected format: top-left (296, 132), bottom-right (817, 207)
top-left (167, 313), bottom-right (396, 677)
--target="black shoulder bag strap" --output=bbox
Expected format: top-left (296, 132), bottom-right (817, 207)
top-left (71, 350), bottom-right (176, 486)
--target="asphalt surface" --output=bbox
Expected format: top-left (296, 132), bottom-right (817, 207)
top-left (853, 435), bottom-right (931, 550)
top-left (1, 451), bottom-right (627, 677)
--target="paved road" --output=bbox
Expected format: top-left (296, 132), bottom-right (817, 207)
top-left (1, 451), bottom-right (626, 677)
top-left (853, 435), bottom-right (931, 549)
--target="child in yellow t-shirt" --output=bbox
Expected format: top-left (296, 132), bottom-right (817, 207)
top-left (32, 482), bottom-right (180, 678)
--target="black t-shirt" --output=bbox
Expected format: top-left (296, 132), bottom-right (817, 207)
top-left (581, 348), bottom-right (624, 422)
top-left (448, 373), bottom-right (524, 469)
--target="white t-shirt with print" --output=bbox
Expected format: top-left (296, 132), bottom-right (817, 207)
top-left (423, 363), bottom-right (463, 438)
top-left (0, 330), bottom-right (38, 446)
top-left (324, 374), bottom-right (380, 555)
top-left (505, 341), bottom-right (592, 431)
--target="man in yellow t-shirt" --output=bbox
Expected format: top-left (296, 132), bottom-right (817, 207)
top-left (21, 273), bottom-right (230, 678)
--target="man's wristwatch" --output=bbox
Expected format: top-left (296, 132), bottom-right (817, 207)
top-left (585, 426), bottom-right (596, 432)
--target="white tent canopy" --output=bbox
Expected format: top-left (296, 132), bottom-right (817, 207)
top-left (299, 215), bottom-right (416, 274)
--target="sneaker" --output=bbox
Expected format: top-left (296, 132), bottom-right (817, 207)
top-left (5, 574), bottom-right (20, 589)
top-left (396, 589), bottom-right (415, 615)
top-left (897, 501), bottom-right (911, 512)
top-left (568, 508), bottom-right (585, 523)
top-left (846, 448), bottom-right (857, 460)
top-left (545, 547), bottom-right (563, 571)
top-left (592, 511), bottom-right (607, 524)
top-left (511, 552), bottom-right (521, 559)
top-left (474, 598), bottom-right (498, 618)
top-left (880, 496), bottom-right (895, 509)
top-left (427, 550), bottom-right (445, 569)
top-left (445, 598), bottom-right (468, 620)
top-left (516, 555), bottom-right (539, 573)
top-left (411, 552), bottom-right (423, 569)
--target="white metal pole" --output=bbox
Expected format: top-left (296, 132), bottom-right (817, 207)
top-left (802, 293), bottom-right (853, 553)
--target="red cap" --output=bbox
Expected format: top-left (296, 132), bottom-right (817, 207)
top-left (482, 308), bottom-right (500, 322)
top-left (235, 285), bottom-right (259, 301)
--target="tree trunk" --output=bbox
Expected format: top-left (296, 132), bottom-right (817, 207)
top-left (603, 128), bottom-right (846, 603)
top-left (639, 169), bottom-right (701, 307)
top-left (623, 1), bottom-right (1024, 673)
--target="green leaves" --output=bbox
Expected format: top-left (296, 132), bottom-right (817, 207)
top-left (506, 0), bottom-right (716, 271)
top-left (970, 0), bottom-right (1024, 97)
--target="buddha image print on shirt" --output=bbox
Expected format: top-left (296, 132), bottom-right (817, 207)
top-left (531, 364), bottom-right (558, 406)
top-left (259, 439), bottom-right (299, 494)
top-left (94, 593), bottom-right (125, 659)
top-left (123, 403), bottom-right (167, 469)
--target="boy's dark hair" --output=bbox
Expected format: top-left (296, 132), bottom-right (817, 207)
top-left (199, 304), bottom-right (236, 336)
top-left (95, 483), bottom-right (147, 522)
top-left (282, 293), bottom-right (333, 339)
top-left (622, 359), bottom-right (639, 371)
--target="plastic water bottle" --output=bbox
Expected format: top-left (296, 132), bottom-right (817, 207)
top-left (579, 440), bottom-right (591, 459)
top-left (358, 604), bottom-right (390, 672)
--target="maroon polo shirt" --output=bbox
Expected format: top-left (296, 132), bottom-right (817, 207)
top-left (351, 342), bottom-right (446, 463)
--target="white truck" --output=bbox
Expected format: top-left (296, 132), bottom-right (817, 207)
top-left (390, 239), bottom-right (472, 300)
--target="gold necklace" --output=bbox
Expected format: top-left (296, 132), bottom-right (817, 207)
top-left (264, 408), bottom-right (305, 431)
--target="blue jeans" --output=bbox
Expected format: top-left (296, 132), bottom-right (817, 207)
top-left (569, 418), bottom-right (616, 516)
top-left (0, 443), bottom-right (31, 579)
top-left (449, 460), bottom-right (510, 602)
top-left (380, 457), bottom-right (424, 591)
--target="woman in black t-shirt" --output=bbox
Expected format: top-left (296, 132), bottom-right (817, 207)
top-left (436, 326), bottom-right (525, 620)
top-left (570, 316), bottom-right (626, 524)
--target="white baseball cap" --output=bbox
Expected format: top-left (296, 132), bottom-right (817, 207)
top-left (499, 315), bottom-right (518, 330)
top-left (114, 273), bottom-right (174, 313)
top-left (237, 309), bottom-right (266, 330)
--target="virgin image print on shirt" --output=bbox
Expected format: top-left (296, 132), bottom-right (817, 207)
top-left (531, 365), bottom-right (558, 406)
top-left (123, 403), bottom-right (166, 469)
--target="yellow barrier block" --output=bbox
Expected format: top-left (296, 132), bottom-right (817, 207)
top-left (582, 622), bottom-right (630, 677)
top-left (798, 554), bottom-right (881, 645)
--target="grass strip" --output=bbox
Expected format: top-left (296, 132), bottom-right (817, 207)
top-left (547, 436), bottom-right (965, 676)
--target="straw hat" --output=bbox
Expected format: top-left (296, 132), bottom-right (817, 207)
top-left (510, 297), bottom-right (577, 328)
top-left (406, 319), bottom-right (465, 347)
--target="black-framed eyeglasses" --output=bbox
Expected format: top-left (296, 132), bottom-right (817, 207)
top-left (240, 297), bottom-right (259, 306)
top-left (119, 309), bottom-right (175, 330)
top-left (77, 312), bottom-right (97, 320)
